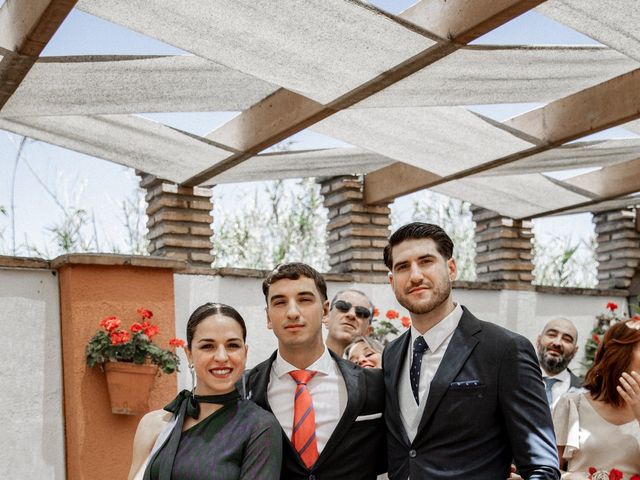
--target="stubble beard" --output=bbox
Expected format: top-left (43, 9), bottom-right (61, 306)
top-left (397, 279), bottom-right (452, 316)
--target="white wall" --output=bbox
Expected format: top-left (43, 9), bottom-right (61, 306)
top-left (0, 268), bottom-right (65, 480)
top-left (174, 273), bottom-right (628, 385)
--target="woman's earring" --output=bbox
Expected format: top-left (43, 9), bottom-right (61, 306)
top-left (189, 363), bottom-right (197, 393)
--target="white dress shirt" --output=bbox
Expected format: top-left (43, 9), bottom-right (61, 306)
top-left (268, 346), bottom-right (348, 454)
top-left (543, 368), bottom-right (572, 410)
top-left (399, 304), bottom-right (463, 443)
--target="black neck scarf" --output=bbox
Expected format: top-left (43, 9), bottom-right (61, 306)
top-left (143, 389), bottom-right (240, 480)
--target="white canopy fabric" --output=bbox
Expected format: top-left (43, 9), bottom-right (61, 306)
top-left (537, 0), bottom-right (640, 62)
top-left (1, 55), bottom-right (279, 116)
top-left (0, 114), bottom-right (232, 183)
top-left (77, 0), bottom-right (435, 105)
top-left (0, 0), bottom-right (638, 219)
top-left (358, 46), bottom-right (638, 108)
top-left (311, 107), bottom-right (534, 176)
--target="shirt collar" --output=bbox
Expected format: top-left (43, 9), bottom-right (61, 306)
top-left (410, 303), bottom-right (463, 353)
top-left (273, 346), bottom-right (332, 378)
top-left (543, 368), bottom-right (570, 383)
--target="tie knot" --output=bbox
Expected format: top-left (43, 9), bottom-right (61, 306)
top-left (413, 336), bottom-right (428, 354)
top-left (289, 369), bottom-right (317, 385)
top-left (543, 377), bottom-right (560, 388)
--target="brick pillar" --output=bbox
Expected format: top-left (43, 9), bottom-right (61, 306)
top-left (140, 174), bottom-right (214, 268)
top-left (593, 207), bottom-right (640, 289)
top-left (319, 175), bottom-right (390, 282)
top-left (472, 207), bottom-right (534, 285)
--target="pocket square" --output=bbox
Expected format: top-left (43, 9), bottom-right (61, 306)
top-left (449, 380), bottom-right (483, 389)
top-left (355, 412), bottom-right (382, 421)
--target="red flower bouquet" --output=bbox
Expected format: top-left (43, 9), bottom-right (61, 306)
top-left (86, 307), bottom-right (184, 374)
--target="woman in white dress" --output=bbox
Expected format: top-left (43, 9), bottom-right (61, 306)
top-left (553, 319), bottom-right (640, 479)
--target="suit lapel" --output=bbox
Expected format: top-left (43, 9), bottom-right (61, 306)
top-left (247, 351), bottom-right (277, 413)
top-left (384, 330), bottom-right (412, 445)
top-left (415, 309), bottom-right (480, 438)
top-left (313, 352), bottom-right (365, 470)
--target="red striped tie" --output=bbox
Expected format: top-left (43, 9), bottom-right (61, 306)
top-left (289, 369), bottom-right (319, 468)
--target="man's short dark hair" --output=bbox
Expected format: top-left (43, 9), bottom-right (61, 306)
top-left (262, 262), bottom-right (328, 302)
top-left (383, 222), bottom-right (454, 270)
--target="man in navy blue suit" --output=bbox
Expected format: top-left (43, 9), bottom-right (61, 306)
top-left (382, 222), bottom-right (560, 479)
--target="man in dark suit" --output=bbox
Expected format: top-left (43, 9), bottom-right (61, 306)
top-left (245, 262), bottom-right (386, 479)
top-left (382, 222), bottom-right (560, 479)
top-left (536, 318), bottom-right (583, 408)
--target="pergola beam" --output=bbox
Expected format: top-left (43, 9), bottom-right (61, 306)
top-left (183, 0), bottom-right (545, 186)
top-left (364, 68), bottom-right (640, 205)
top-left (0, 0), bottom-right (77, 109)
top-left (524, 158), bottom-right (640, 219)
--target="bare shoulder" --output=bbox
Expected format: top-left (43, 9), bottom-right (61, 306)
top-left (139, 409), bottom-right (172, 433)
top-left (128, 409), bottom-right (173, 480)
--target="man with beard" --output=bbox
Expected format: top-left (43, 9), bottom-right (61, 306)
top-left (537, 318), bottom-right (582, 409)
top-left (381, 222), bottom-right (560, 480)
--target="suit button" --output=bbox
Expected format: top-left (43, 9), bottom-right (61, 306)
top-left (409, 449), bottom-right (417, 458)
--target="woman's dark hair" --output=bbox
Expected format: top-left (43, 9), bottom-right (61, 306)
top-left (383, 222), bottom-right (454, 270)
top-left (583, 320), bottom-right (640, 407)
top-left (186, 303), bottom-right (247, 348)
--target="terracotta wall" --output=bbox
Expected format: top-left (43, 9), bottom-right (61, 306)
top-left (58, 261), bottom-right (178, 480)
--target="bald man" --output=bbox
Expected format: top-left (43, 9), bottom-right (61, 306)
top-left (536, 318), bottom-right (583, 408)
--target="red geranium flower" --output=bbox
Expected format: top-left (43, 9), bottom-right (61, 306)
top-left (400, 316), bottom-right (411, 328)
top-left (144, 324), bottom-right (159, 339)
top-left (591, 333), bottom-right (600, 344)
top-left (629, 475), bottom-right (640, 480)
top-left (169, 338), bottom-right (185, 348)
top-left (373, 308), bottom-right (379, 318)
top-left (609, 469), bottom-right (623, 480)
top-left (386, 310), bottom-right (399, 320)
top-left (137, 307), bottom-right (153, 319)
top-left (110, 330), bottom-right (130, 345)
top-left (130, 322), bottom-right (144, 333)
top-left (606, 302), bottom-right (618, 312)
top-left (100, 316), bottom-right (121, 332)
top-left (588, 467), bottom-right (597, 476)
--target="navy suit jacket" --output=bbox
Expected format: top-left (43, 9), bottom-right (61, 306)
top-left (245, 350), bottom-right (386, 479)
top-left (383, 307), bottom-right (560, 479)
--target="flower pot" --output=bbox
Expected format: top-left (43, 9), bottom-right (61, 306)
top-left (103, 362), bottom-right (159, 415)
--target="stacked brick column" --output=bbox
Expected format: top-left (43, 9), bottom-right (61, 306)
top-left (320, 176), bottom-right (390, 282)
top-left (140, 174), bottom-right (214, 268)
top-left (472, 207), bottom-right (534, 286)
top-left (593, 208), bottom-right (640, 290)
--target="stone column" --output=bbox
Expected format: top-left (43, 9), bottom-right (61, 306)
top-left (140, 174), bottom-right (214, 268)
top-left (472, 207), bottom-right (534, 286)
top-left (319, 175), bottom-right (390, 282)
top-left (593, 207), bottom-right (640, 290)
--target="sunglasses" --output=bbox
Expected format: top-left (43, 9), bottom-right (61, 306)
top-left (332, 300), bottom-right (372, 320)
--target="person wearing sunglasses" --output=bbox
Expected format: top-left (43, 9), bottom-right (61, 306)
top-left (323, 289), bottom-right (374, 357)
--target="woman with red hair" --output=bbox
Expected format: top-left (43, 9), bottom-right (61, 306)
top-left (553, 319), bottom-right (640, 479)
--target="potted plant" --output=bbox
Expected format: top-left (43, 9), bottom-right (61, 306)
top-left (85, 307), bottom-right (184, 415)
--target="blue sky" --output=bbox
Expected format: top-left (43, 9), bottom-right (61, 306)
top-left (0, 2), bottom-right (632, 256)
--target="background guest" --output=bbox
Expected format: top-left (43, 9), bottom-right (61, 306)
top-left (346, 336), bottom-right (383, 369)
top-left (553, 319), bottom-right (640, 478)
top-left (324, 289), bottom-right (375, 357)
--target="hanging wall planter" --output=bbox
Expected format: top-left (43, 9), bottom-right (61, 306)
top-left (104, 362), bottom-right (159, 415)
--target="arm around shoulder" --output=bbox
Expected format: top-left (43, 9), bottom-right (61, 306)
top-left (239, 406), bottom-right (283, 480)
top-left (128, 409), bottom-right (172, 480)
